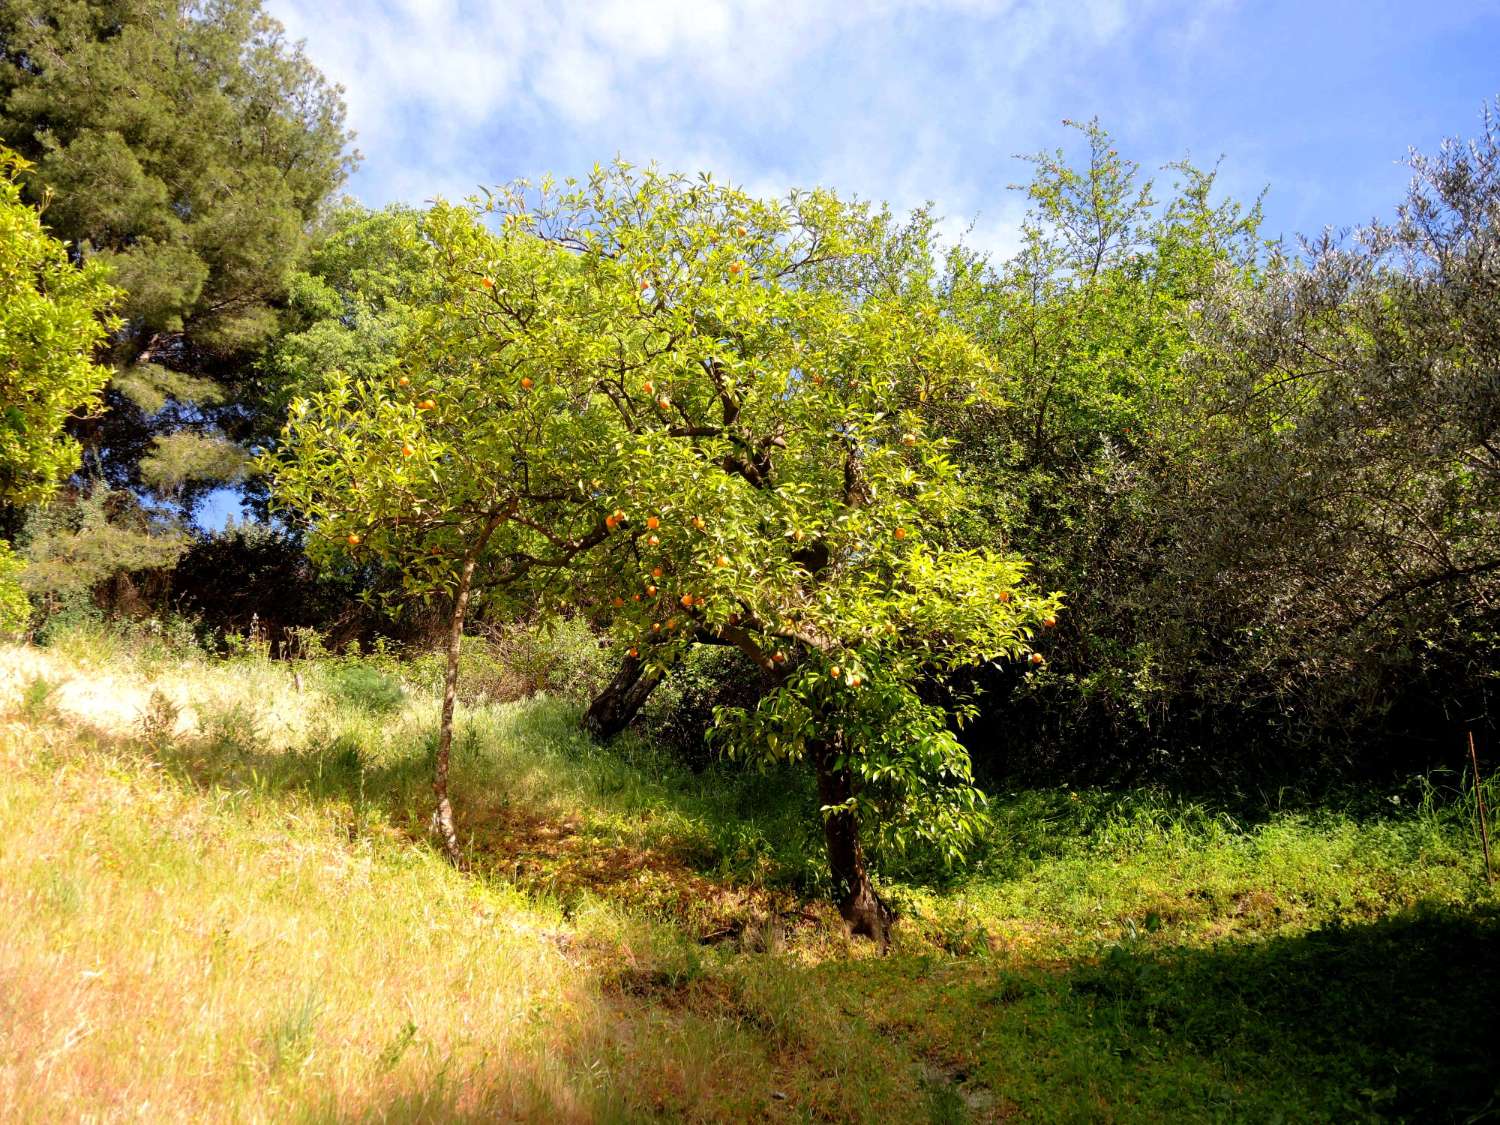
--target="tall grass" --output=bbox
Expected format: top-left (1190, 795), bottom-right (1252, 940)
top-left (1, 631), bottom-right (1496, 1122)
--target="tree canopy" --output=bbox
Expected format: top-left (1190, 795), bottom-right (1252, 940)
top-left (0, 0), bottom-right (356, 507)
top-left (269, 166), bottom-right (1062, 936)
top-left (0, 144), bottom-right (117, 632)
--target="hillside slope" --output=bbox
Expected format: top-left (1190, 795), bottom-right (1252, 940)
top-left (2, 640), bottom-right (1496, 1122)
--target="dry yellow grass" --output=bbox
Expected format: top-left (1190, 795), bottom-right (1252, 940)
top-left (0, 644), bottom-right (928, 1123)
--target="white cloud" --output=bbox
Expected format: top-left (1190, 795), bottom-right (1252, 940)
top-left (268, 0), bottom-right (1219, 258)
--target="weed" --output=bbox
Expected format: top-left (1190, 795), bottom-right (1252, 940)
top-left (16, 675), bottom-right (57, 723)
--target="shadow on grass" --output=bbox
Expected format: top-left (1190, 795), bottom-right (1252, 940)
top-left (104, 691), bottom-right (829, 935)
top-left (881, 902), bottom-right (1500, 1121)
top-left (1076, 903), bottom-right (1500, 1120)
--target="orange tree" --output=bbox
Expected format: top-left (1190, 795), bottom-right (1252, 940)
top-left (267, 166), bottom-right (1060, 938)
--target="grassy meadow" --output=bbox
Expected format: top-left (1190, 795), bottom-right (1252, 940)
top-left (1, 629), bottom-right (1496, 1122)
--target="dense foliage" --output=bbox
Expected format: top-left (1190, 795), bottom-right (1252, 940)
top-left (0, 144), bottom-right (117, 632)
top-left (941, 115), bottom-right (1500, 786)
top-left (0, 0), bottom-right (354, 511)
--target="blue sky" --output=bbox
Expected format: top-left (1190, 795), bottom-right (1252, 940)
top-left (206, 0), bottom-right (1496, 529)
top-left (265, 0), bottom-right (1500, 256)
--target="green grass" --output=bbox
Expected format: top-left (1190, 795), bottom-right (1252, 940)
top-left (1, 636), bottom-right (1496, 1121)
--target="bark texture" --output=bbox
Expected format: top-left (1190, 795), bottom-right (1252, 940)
top-left (582, 652), bottom-right (664, 739)
top-left (812, 738), bottom-right (891, 946)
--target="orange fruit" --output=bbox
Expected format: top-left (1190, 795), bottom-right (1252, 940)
top-left (632, 594), bottom-right (641, 602)
top-left (648, 534), bottom-right (660, 546)
top-left (715, 555), bottom-right (730, 567)
top-left (418, 399), bottom-right (435, 410)
top-left (830, 666), bottom-right (842, 680)
top-left (1029, 652), bottom-right (1045, 666)
top-left (346, 533), bottom-right (361, 546)
top-left (651, 566), bottom-right (663, 578)
top-left (849, 674), bottom-right (862, 687)
top-left (646, 516), bottom-right (660, 530)
top-left (401, 443), bottom-right (414, 458)
top-left (692, 516), bottom-right (706, 530)
top-left (901, 433), bottom-right (916, 447)
top-left (1042, 615), bottom-right (1057, 629)
top-left (998, 591), bottom-right (1011, 603)
top-left (772, 650), bottom-right (787, 663)
top-left (640, 279), bottom-right (649, 291)
top-left (651, 622), bottom-right (661, 633)
top-left (605, 515), bottom-right (618, 530)
top-left (613, 508), bottom-right (626, 521)
top-left (627, 647), bottom-right (639, 658)
top-left (729, 261), bottom-right (743, 275)
top-left (643, 380), bottom-right (654, 394)
top-left (646, 584), bottom-right (657, 596)
top-left (667, 617), bottom-right (679, 630)
top-left (481, 276), bottom-right (494, 289)
top-left (612, 596), bottom-right (624, 608)
top-left (894, 527), bottom-right (908, 540)
top-left (656, 396), bottom-right (671, 410)
top-left (521, 376), bottom-right (533, 389)
top-left (736, 226), bottom-right (747, 237)
top-left (398, 376), bottom-right (410, 387)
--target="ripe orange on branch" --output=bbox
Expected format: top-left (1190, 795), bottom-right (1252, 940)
top-left (646, 516), bottom-right (660, 529)
top-left (346, 533), bottom-right (361, 546)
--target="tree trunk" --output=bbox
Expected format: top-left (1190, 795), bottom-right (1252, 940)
top-left (812, 738), bottom-right (890, 945)
top-left (582, 651), bottom-right (664, 739)
top-left (433, 563), bottom-right (473, 867)
top-left (433, 511), bottom-right (505, 868)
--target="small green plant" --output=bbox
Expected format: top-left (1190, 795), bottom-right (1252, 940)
top-left (17, 676), bottom-right (58, 723)
top-left (322, 663), bottom-right (405, 714)
top-left (265, 989), bottom-right (322, 1074)
top-left (139, 690), bottom-right (180, 751)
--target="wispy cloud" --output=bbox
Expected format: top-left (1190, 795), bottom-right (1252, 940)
top-left (266, 0), bottom-right (1500, 251)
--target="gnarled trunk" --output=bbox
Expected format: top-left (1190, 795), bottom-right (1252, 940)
top-left (812, 737), bottom-right (890, 945)
top-left (582, 652), bottom-right (664, 739)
